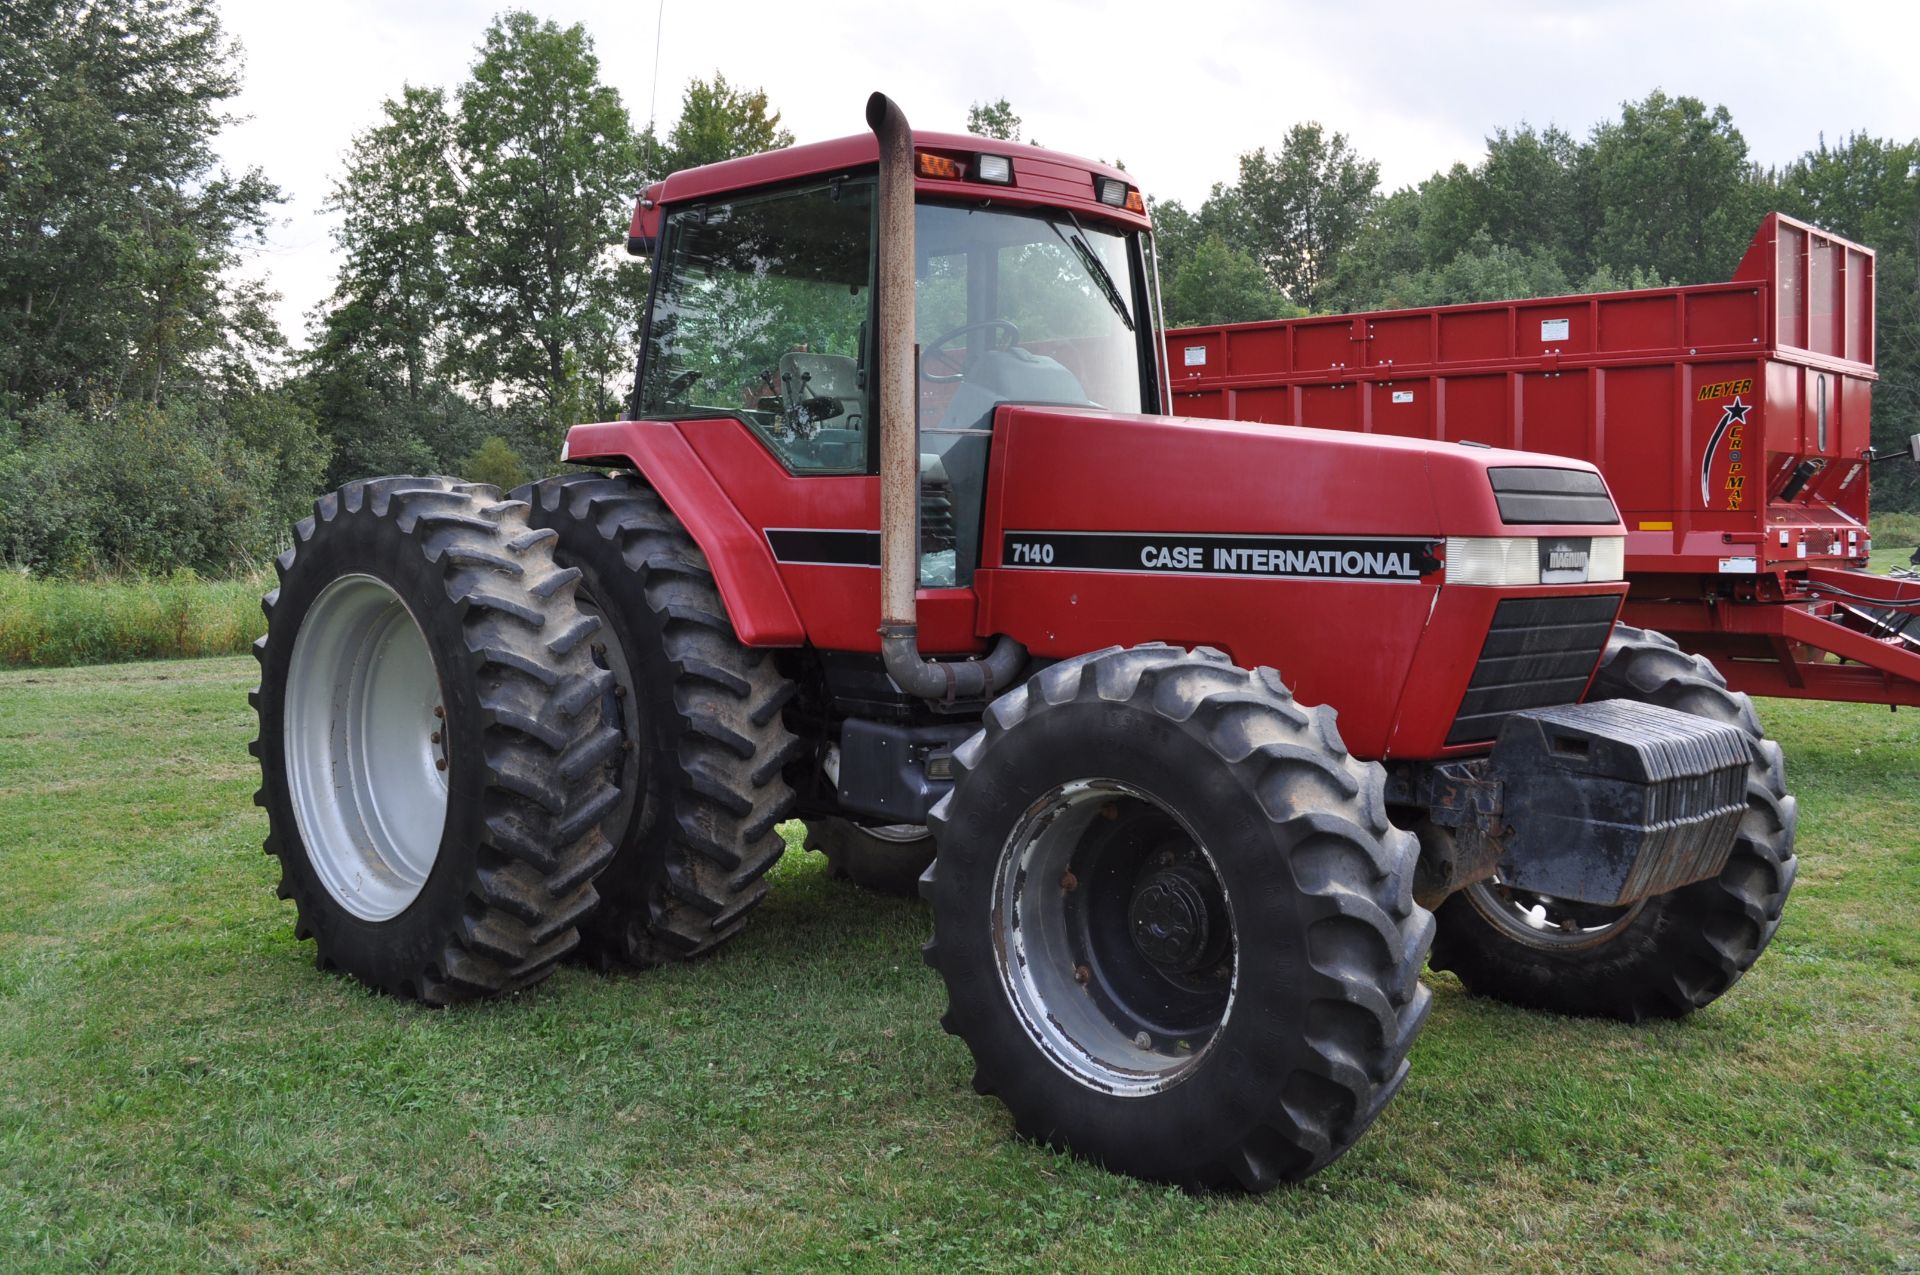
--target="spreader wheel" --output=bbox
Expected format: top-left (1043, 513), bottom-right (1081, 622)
top-left (922, 644), bottom-right (1433, 1191)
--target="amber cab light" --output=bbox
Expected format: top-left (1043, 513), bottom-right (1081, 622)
top-left (916, 152), bottom-right (965, 180)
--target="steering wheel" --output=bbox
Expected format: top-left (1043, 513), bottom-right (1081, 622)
top-left (920, 320), bottom-right (1021, 384)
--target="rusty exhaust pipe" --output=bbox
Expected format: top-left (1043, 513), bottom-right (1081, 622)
top-left (866, 91), bottom-right (1024, 703)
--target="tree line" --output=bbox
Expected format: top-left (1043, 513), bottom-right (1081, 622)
top-left (5, 2), bottom-right (1918, 580)
top-left (1142, 97), bottom-right (1919, 501)
top-left (0, 1), bottom-right (790, 575)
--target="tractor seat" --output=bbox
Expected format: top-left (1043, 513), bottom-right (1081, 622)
top-left (778, 351), bottom-right (864, 428)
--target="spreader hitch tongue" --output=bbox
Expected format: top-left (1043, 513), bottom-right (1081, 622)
top-left (1490, 699), bottom-right (1751, 907)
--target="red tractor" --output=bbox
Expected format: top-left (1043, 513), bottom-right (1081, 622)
top-left (250, 95), bottom-right (1797, 1191)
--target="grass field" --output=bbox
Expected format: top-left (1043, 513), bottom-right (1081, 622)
top-left (1, 657), bottom-right (1917, 1273)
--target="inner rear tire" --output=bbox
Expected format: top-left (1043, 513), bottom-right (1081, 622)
top-left (514, 473), bottom-right (800, 968)
top-left (1429, 624), bottom-right (1798, 1021)
top-left (923, 644), bottom-right (1432, 1191)
top-left (251, 477), bottom-right (621, 1004)
top-left (805, 819), bottom-right (934, 896)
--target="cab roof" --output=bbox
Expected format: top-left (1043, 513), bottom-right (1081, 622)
top-left (645, 130), bottom-right (1152, 232)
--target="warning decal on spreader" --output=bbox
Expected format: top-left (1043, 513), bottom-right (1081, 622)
top-left (1000, 531), bottom-right (1443, 581)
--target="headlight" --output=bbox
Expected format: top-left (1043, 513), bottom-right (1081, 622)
top-left (1446, 536), bottom-right (1626, 586)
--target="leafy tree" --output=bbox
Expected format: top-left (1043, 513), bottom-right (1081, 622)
top-left (967, 98), bottom-right (1022, 142)
top-left (460, 435), bottom-right (530, 490)
top-left (1478, 124), bottom-right (1583, 270)
top-left (0, 0), bottom-right (283, 410)
top-left (1369, 233), bottom-right (1573, 309)
top-left (1229, 124), bottom-right (1380, 310)
top-left (447, 11), bottom-right (648, 448)
top-left (1162, 234), bottom-right (1296, 327)
top-left (1583, 90), bottom-right (1768, 284)
top-left (316, 86), bottom-right (459, 405)
top-left (661, 73), bottom-right (793, 172)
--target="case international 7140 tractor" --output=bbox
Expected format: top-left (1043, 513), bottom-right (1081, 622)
top-left (250, 94), bottom-right (1797, 1191)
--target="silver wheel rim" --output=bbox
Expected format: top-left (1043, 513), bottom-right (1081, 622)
top-left (993, 779), bottom-right (1235, 1096)
top-left (1464, 877), bottom-right (1646, 950)
top-left (284, 574), bottom-right (449, 921)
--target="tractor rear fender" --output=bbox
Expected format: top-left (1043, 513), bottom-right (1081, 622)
top-left (559, 419), bottom-right (806, 647)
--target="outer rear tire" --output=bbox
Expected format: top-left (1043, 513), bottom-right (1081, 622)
top-left (514, 473), bottom-right (800, 968)
top-left (251, 477), bottom-right (621, 1004)
top-left (804, 819), bottom-right (934, 896)
top-left (923, 644), bottom-right (1433, 1191)
top-left (1429, 624), bottom-right (1798, 1020)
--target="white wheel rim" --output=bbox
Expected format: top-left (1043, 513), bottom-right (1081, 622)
top-left (284, 574), bottom-right (450, 921)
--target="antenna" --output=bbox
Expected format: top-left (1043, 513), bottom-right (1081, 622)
top-left (646, 0), bottom-right (665, 173)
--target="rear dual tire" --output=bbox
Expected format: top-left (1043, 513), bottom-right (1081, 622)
top-left (251, 477), bottom-right (621, 1004)
top-left (513, 473), bottom-right (800, 969)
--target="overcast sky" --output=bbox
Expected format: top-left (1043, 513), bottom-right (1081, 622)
top-left (216, 0), bottom-right (1920, 345)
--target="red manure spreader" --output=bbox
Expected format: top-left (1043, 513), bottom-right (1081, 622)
top-left (251, 96), bottom-right (1796, 1191)
top-left (1168, 213), bottom-right (1920, 707)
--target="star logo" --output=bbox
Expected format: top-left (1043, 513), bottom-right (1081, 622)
top-left (1720, 395), bottom-right (1752, 428)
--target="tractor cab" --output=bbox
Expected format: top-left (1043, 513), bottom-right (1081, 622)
top-left (622, 130), bottom-right (1161, 589)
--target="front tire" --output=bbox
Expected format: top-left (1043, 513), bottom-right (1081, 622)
top-left (251, 477), bottom-right (621, 1004)
top-left (1429, 624), bottom-right (1798, 1020)
top-left (922, 645), bottom-right (1432, 1191)
top-left (514, 473), bottom-right (800, 969)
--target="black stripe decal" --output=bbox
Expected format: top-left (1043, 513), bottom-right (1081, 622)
top-left (1001, 531), bottom-right (1442, 581)
top-left (765, 528), bottom-right (881, 567)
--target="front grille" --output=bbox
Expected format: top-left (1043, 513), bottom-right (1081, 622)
top-left (1489, 467), bottom-right (1618, 525)
top-left (1447, 594), bottom-right (1620, 746)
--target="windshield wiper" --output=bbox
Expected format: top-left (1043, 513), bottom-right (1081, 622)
top-left (1050, 214), bottom-right (1135, 333)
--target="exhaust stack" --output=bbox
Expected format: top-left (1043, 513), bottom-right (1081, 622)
top-left (865, 91), bottom-right (1024, 702)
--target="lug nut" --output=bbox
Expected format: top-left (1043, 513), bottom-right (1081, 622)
top-left (1073, 964), bottom-right (1090, 986)
top-left (430, 731), bottom-right (442, 744)
top-left (435, 758), bottom-right (447, 771)
top-left (1133, 1031), bottom-right (1152, 1049)
top-left (433, 706), bottom-right (445, 719)
top-left (1059, 870), bottom-right (1078, 892)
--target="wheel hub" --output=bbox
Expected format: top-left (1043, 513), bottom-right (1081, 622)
top-left (992, 779), bottom-right (1236, 1095)
top-left (1128, 862), bottom-right (1222, 973)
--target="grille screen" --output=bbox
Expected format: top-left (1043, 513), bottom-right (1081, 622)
top-left (1447, 594), bottom-right (1620, 746)
top-left (1489, 467), bottom-right (1618, 525)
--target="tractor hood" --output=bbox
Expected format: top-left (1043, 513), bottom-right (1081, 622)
top-left (983, 405), bottom-right (1624, 544)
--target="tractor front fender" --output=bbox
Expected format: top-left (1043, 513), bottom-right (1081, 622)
top-left (560, 420), bottom-right (806, 647)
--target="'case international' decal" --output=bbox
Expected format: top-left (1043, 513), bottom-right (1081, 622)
top-left (1000, 531), bottom-right (1443, 581)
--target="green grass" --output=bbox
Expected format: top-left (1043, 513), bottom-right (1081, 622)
top-left (1869, 511), bottom-right (1920, 575)
top-left (0, 571), bottom-right (266, 669)
top-left (1, 658), bottom-right (1916, 1272)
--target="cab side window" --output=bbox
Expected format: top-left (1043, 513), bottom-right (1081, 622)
top-left (637, 177), bottom-right (874, 474)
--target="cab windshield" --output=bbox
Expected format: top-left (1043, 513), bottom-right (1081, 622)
top-left (915, 202), bottom-right (1149, 432)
